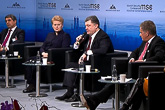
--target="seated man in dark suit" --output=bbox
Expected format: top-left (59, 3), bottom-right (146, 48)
top-left (55, 15), bottom-right (114, 102)
top-left (80, 20), bottom-right (165, 110)
top-left (23, 15), bottom-right (71, 93)
top-left (0, 14), bottom-right (25, 55)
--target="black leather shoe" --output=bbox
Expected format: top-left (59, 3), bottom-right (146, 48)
top-left (23, 84), bottom-right (35, 93)
top-left (80, 94), bottom-right (100, 110)
top-left (65, 93), bottom-right (80, 102)
top-left (55, 92), bottom-right (73, 101)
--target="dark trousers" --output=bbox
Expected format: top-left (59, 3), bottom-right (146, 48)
top-left (63, 62), bottom-right (79, 88)
top-left (26, 65), bottom-right (36, 85)
top-left (124, 78), bottom-right (145, 110)
top-left (0, 50), bottom-right (9, 56)
top-left (25, 56), bottom-right (46, 86)
top-left (63, 61), bottom-right (90, 88)
top-left (25, 56), bottom-right (36, 85)
top-left (93, 84), bottom-right (115, 103)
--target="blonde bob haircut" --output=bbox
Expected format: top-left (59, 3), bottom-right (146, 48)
top-left (51, 15), bottom-right (64, 24)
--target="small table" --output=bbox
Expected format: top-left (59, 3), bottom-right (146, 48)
top-left (62, 68), bottom-right (100, 107)
top-left (0, 56), bottom-right (22, 88)
top-left (98, 78), bottom-right (136, 110)
top-left (22, 62), bottom-right (54, 97)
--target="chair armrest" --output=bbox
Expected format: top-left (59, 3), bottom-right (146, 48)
top-left (138, 65), bottom-right (164, 78)
top-left (128, 61), bottom-right (164, 79)
top-left (111, 57), bottom-right (129, 76)
top-left (9, 42), bottom-right (35, 61)
top-left (65, 49), bottom-right (83, 65)
top-left (24, 45), bottom-right (41, 61)
top-left (90, 54), bottom-right (112, 76)
top-left (90, 51), bottom-right (128, 76)
top-left (48, 47), bottom-right (73, 62)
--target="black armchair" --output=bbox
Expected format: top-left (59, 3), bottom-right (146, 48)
top-left (65, 50), bottom-right (128, 92)
top-left (111, 57), bottom-right (165, 79)
top-left (0, 42), bottom-right (35, 84)
top-left (111, 58), bottom-right (165, 109)
top-left (138, 65), bottom-right (164, 78)
top-left (138, 65), bottom-right (165, 110)
top-left (127, 61), bottom-right (165, 79)
top-left (148, 71), bottom-right (165, 110)
top-left (111, 57), bottom-right (129, 76)
top-left (24, 45), bottom-right (73, 92)
top-left (111, 57), bottom-right (165, 98)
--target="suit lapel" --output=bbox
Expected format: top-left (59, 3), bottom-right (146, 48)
top-left (11, 27), bottom-right (17, 39)
top-left (9, 27), bottom-right (17, 43)
top-left (90, 29), bottom-right (101, 49)
top-left (144, 36), bottom-right (157, 58)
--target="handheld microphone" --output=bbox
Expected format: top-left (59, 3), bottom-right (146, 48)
top-left (77, 32), bottom-right (87, 44)
top-left (74, 32), bottom-right (87, 49)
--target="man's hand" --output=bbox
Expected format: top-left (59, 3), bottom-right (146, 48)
top-left (78, 53), bottom-right (87, 64)
top-left (0, 45), bottom-right (7, 52)
top-left (0, 44), bottom-right (2, 51)
top-left (76, 35), bottom-right (83, 42)
top-left (42, 52), bottom-right (48, 58)
top-left (129, 58), bottom-right (135, 62)
top-left (73, 35), bottom-right (84, 49)
top-left (135, 60), bottom-right (144, 62)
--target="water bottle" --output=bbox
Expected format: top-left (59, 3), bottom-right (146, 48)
top-left (112, 65), bottom-right (118, 82)
top-left (2, 47), bottom-right (6, 58)
top-left (79, 57), bottom-right (84, 71)
top-left (36, 51), bottom-right (41, 64)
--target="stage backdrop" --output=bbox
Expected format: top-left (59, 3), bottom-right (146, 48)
top-left (0, 0), bottom-right (165, 51)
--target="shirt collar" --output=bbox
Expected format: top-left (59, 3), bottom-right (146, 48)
top-left (9, 26), bottom-right (17, 32)
top-left (147, 35), bottom-right (155, 44)
top-left (91, 29), bottom-right (100, 39)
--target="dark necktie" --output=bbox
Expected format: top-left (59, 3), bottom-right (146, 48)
top-left (138, 42), bottom-right (149, 60)
top-left (2, 29), bottom-right (12, 47)
top-left (86, 36), bottom-right (92, 51)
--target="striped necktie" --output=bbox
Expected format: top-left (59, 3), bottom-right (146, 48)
top-left (138, 42), bottom-right (149, 60)
top-left (2, 29), bottom-right (12, 47)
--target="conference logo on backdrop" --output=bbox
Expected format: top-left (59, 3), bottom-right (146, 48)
top-left (38, 2), bottom-right (56, 9)
top-left (127, 4), bottom-right (152, 12)
top-left (7, 2), bottom-right (25, 9)
top-left (106, 4), bottom-right (120, 12)
top-left (61, 3), bottom-right (73, 10)
top-left (79, 4), bottom-right (100, 11)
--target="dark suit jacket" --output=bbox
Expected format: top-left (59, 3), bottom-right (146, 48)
top-left (40, 30), bottom-right (71, 53)
top-left (0, 27), bottom-right (25, 44)
top-left (79, 29), bottom-right (114, 54)
top-left (63, 29), bottom-right (114, 87)
top-left (129, 35), bottom-right (165, 61)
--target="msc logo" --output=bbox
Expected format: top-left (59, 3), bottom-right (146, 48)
top-left (12, 2), bottom-right (20, 7)
top-left (64, 4), bottom-right (70, 8)
top-left (140, 4), bottom-right (152, 10)
top-left (61, 3), bottom-right (73, 10)
top-left (110, 5), bottom-right (116, 9)
top-left (90, 4), bottom-right (100, 9)
top-left (7, 2), bottom-right (25, 9)
top-left (106, 4), bottom-right (120, 12)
